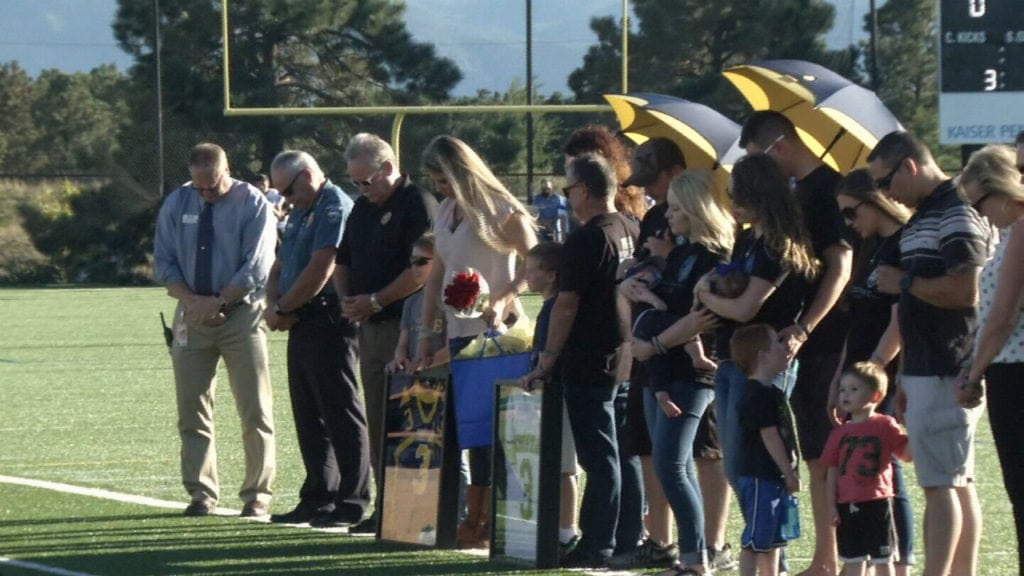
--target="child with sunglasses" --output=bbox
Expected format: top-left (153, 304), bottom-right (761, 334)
top-left (387, 233), bottom-right (449, 373)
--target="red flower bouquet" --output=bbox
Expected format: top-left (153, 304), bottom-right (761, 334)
top-left (444, 269), bottom-right (490, 319)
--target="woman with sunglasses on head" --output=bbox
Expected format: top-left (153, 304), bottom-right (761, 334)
top-left (958, 144), bottom-right (1024, 570)
top-left (830, 168), bottom-right (916, 575)
top-left (415, 135), bottom-right (538, 549)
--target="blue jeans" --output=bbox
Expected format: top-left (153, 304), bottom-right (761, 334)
top-left (565, 379), bottom-right (621, 559)
top-left (644, 382), bottom-right (713, 565)
top-left (615, 382), bottom-right (645, 553)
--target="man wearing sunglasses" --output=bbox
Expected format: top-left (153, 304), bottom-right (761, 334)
top-left (869, 131), bottom-right (991, 576)
top-left (740, 111), bottom-right (854, 576)
top-left (153, 143), bottom-right (279, 518)
top-left (333, 133), bottom-right (438, 534)
top-left (262, 151), bottom-right (371, 529)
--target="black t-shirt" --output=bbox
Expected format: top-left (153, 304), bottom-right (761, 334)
top-left (738, 380), bottom-right (798, 481)
top-left (559, 212), bottom-right (639, 383)
top-left (336, 177), bottom-right (438, 321)
top-left (844, 231), bottom-right (902, 365)
top-left (716, 229), bottom-right (808, 359)
top-left (898, 180), bottom-right (991, 377)
top-left (795, 165), bottom-right (851, 355)
top-left (653, 241), bottom-right (724, 386)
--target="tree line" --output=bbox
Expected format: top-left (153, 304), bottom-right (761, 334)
top-left (0, 0), bottom-right (943, 285)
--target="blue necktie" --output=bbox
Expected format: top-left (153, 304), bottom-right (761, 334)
top-left (194, 202), bottom-right (214, 295)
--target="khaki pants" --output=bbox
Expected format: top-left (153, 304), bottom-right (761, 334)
top-left (357, 318), bottom-right (401, 488)
top-left (171, 301), bottom-right (275, 506)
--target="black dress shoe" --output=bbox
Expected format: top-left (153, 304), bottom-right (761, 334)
top-left (348, 511), bottom-right (378, 534)
top-left (309, 511), bottom-right (359, 529)
top-left (269, 504), bottom-right (332, 524)
top-left (183, 501), bottom-right (212, 517)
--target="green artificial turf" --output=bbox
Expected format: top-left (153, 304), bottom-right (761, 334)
top-left (0, 287), bottom-right (1018, 575)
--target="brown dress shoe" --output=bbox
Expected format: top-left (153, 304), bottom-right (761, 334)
top-left (241, 501), bottom-right (270, 517)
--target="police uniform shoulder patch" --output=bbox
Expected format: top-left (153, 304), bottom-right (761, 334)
top-left (325, 207), bottom-right (342, 224)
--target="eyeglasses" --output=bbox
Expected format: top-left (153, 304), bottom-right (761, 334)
top-left (971, 192), bottom-right (992, 212)
top-left (410, 256), bottom-right (433, 267)
top-left (350, 165), bottom-right (384, 188)
top-left (562, 182), bottom-right (584, 195)
top-left (194, 173), bottom-right (224, 195)
top-left (762, 134), bottom-right (785, 155)
top-left (279, 170), bottom-right (303, 198)
top-left (840, 200), bottom-right (867, 222)
top-left (874, 157), bottom-right (907, 190)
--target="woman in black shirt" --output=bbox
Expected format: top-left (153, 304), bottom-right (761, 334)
top-left (831, 169), bottom-right (915, 574)
top-left (628, 169), bottom-right (733, 575)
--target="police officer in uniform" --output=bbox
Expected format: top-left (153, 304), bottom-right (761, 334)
top-left (264, 150), bottom-right (372, 527)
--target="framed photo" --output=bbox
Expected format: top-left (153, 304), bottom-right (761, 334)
top-left (491, 378), bottom-right (562, 568)
top-left (378, 370), bottom-right (459, 546)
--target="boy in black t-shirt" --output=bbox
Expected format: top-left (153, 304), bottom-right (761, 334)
top-left (731, 324), bottom-right (802, 576)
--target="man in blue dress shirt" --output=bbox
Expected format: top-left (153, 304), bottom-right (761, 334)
top-left (153, 143), bottom-right (279, 518)
top-left (263, 150), bottom-right (372, 528)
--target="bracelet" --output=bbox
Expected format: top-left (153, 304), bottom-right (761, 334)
top-left (369, 292), bottom-right (383, 313)
top-left (650, 336), bottom-right (668, 355)
top-left (795, 322), bottom-right (811, 338)
top-left (869, 353), bottom-right (885, 365)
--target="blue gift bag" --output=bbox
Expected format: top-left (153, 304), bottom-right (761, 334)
top-left (780, 494), bottom-right (801, 541)
top-left (450, 335), bottom-right (532, 449)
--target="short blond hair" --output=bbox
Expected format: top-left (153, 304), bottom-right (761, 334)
top-left (843, 361), bottom-right (889, 398)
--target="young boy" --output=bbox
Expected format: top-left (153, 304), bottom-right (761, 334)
top-left (730, 323), bottom-right (801, 576)
top-left (387, 233), bottom-right (448, 373)
top-left (823, 362), bottom-right (911, 576)
top-left (521, 241), bottom-right (581, 553)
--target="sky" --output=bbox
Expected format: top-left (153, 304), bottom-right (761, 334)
top-left (0, 0), bottom-right (872, 98)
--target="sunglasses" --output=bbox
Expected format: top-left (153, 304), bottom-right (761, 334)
top-left (762, 134), bottom-right (785, 155)
top-left (194, 173), bottom-right (224, 195)
top-left (874, 157), bottom-right (907, 190)
top-left (279, 170), bottom-right (303, 197)
top-left (410, 256), bottom-right (433, 267)
top-left (971, 192), bottom-right (992, 211)
top-left (840, 200), bottom-right (867, 222)
top-left (562, 182), bottom-right (583, 195)
top-left (350, 165), bottom-right (384, 188)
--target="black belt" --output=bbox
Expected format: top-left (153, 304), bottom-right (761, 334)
top-left (294, 293), bottom-right (339, 320)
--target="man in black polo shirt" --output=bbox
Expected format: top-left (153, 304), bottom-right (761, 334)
top-left (334, 133), bottom-right (438, 533)
top-left (870, 131), bottom-right (991, 576)
top-left (741, 111), bottom-right (853, 576)
top-left (525, 153), bottom-right (638, 567)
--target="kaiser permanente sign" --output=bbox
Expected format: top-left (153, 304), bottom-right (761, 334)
top-left (938, 0), bottom-right (1024, 144)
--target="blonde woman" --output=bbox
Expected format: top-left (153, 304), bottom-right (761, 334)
top-left (627, 169), bottom-right (734, 575)
top-left (958, 144), bottom-right (1024, 570)
top-left (415, 135), bottom-right (537, 548)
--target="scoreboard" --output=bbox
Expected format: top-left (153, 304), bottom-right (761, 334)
top-left (939, 0), bottom-right (1024, 144)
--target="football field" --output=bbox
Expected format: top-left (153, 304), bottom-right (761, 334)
top-left (0, 287), bottom-right (1017, 575)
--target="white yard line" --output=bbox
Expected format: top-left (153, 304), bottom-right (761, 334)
top-left (0, 474), bottom-right (237, 515)
top-left (0, 557), bottom-right (97, 576)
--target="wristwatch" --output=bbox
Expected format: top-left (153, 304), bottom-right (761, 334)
top-left (369, 292), bottom-right (383, 313)
top-left (899, 273), bottom-right (914, 294)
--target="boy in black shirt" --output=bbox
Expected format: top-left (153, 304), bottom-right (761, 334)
top-left (731, 324), bottom-right (802, 576)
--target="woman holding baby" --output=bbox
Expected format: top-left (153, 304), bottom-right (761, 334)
top-left (627, 169), bottom-right (734, 575)
top-left (695, 153), bottom-right (819, 493)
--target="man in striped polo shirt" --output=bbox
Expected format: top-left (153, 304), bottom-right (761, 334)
top-left (869, 131), bottom-right (992, 576)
